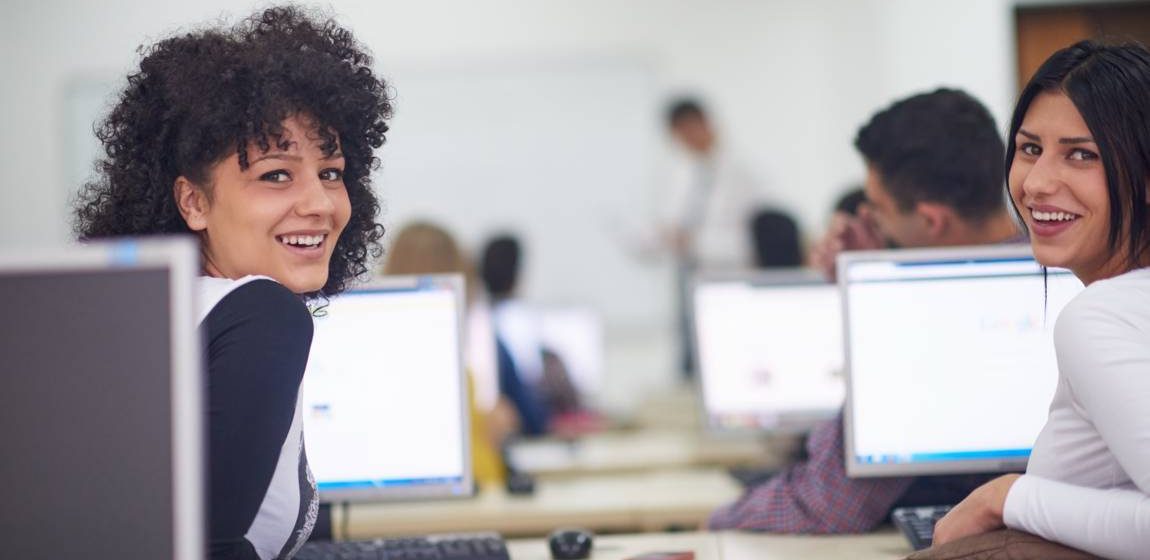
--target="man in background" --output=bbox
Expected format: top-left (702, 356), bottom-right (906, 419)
top-left (658, 98), bottom-right (767, 374)
top-left (709, 88), bottom-right (1021, 533)
top-left (658, 98), bottom-right (766, 269)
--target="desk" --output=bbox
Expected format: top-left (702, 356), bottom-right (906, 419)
top-left (719, 530), bottom-right (908, 559)
top-left (506, 530), bottom-right (909, 560)
top-left (339, 467), bottom-right (743, 539)
top-left (508, 430), bottom-right (799, 478)
top-left (508, 532), bottom-right (721, 560)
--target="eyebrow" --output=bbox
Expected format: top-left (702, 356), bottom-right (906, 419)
top-left (250, 153), bottom-right (302, 164)
top-left (250, 151), bottom-right (344, 165)
top-left (1017, 128), bottom-right (1095, 145)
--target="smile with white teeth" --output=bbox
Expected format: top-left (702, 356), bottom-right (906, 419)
top-left (278, 234), bottom-right (326, 248)
top-left (1031, 209), bottom-right (1079, 222)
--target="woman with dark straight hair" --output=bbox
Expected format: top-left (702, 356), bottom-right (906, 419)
top-left (931, 40), bottom-right (1150, 559)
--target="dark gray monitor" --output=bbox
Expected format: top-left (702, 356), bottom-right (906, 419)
top-left (0, 238), bottom-right (203, 560)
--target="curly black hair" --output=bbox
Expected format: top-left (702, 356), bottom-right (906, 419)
top-left (73, 5), bottom-right (390, 297)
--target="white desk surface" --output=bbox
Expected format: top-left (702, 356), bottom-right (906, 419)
top-left (340, 467), bottom-right (743, 539)
top-left (719, 531), bottom-right (909, 559)
top-left (508, 532), bottom-right (721, 560)
top-left (506, 530), bottom-right (909, 560)
top-left (507, 430), bottom-right (799, 478)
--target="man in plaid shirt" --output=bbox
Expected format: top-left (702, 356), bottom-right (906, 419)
top-left (709, 89), bottom-right (1024, 533)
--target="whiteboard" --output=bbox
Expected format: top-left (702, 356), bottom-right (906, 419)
top-left (377, 56), bottom-right (668, 324)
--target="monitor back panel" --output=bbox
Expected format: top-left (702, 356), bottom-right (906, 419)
top-left (0, 240), bottom-right (202, 559)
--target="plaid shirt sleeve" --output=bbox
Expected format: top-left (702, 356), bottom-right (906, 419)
top-left (708, 411), bottom-right (915, 533)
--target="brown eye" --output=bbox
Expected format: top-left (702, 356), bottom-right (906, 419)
top-left (260, 170), bottom-right (291, 183)
top-left (319, 168), bottom-right (344, 182)
top-left (1019, 143), bottom-right (1041, 157)
top-left (1068, 148), bottom-right (1098, 161)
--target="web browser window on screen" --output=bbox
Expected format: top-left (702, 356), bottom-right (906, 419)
top-left (695, 280), bottom-right (844, 430)
top-left (845, 257), bottom-right (1082, 469)
top-left (302, 287), bottom-right (466, 491)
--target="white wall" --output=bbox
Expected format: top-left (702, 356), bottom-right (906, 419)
top-left (0, 0), bottom-right (1018, 331)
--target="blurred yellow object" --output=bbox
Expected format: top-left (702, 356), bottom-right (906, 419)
top-left (468, 373), bottom-right (506, 486)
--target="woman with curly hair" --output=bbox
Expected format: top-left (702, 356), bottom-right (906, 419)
top-left (73, 7), bottom-right (390, 559)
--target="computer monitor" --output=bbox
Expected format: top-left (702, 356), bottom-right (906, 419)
top-left (692, 269), bottom-right (845, 432)
top-left (538, 306), bottom-right (605, 401)
top-left (1, 238), bottom-right (203, 560)
top-left (840, 245), bottom-right (1084, 477)
top-left (301, 274), bottom-right (472, 502)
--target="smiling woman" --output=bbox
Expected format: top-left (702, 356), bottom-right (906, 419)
top-left (72, 6), bottom-right (391, 560)
top-left (1009, 92), bottom-right (1125, 285)
top-left (74, 6), bottom-right (389, 299)
top-left (930, 40), bottom-right (1150, 560)
top-left (173, 115), bottom-right (354, 295)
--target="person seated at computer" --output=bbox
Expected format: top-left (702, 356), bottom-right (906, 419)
top-left (748, 207), bottom-right (804, 269)
top-left (929, 41), bottom-right (1150, 559)
top-left (808, 186), bottom-right (866, 278)
top-left (479, 234), bottom-right (554, 436)
top-left (708, 89), bottom-right (1023, 533)
top-left (380, 220), bottom-right (517, 486)
top-left (72, 7), bottom-right (390, 558)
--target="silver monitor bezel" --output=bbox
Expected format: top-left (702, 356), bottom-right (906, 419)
top-left (0, 237), bottom-right (204, 560)
top-left (838, 243), bottom-right (1051, 478)
top-left (305, 273), bottom-right (474, 503)
top-left (691, 267), bottom-right (843, 435)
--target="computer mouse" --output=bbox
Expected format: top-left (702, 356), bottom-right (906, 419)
top-left (505, 471), bottom-right (536, 495)
top-left (548, 528), bottom-right (593, 560)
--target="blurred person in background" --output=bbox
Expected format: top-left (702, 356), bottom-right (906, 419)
top-left (480, 233), bottom-right (602, 437)
top-left (710, 89), bottom-right (1022, 534)
top-left (808, 186), bottom-right (871, 277)
top-left (381, 221), bottom-right (515, 486)
top-left (658, 97), bottom-right (770, 375)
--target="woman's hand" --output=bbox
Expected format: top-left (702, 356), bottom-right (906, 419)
top-left (932, 474), bottom-right (1022, 546)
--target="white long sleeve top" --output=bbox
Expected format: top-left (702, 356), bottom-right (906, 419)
top-left (656, 147), bottom-right (767, 269)
top-left (1003, 267), bottom-right (1150, 560)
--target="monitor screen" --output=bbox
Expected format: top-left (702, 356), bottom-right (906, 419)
top-left (693, 270), bottom-right (845, 432)
top-left (301, 275), bottom-right (471, 502)
top-left (0, 239), bottom-right (202, 560)
top-left (538, 306), bottom-right (606, 400)
top-left (840, 245), bottom-right (1084, 477)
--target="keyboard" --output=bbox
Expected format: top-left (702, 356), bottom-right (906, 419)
top-left (891, 505), bottom-right (952, 551)
top-left (295, 532), bottom-right (510, 560)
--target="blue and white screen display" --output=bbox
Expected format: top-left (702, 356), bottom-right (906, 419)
top-left (301, 280), bottom-right (467, 496)
top-left (844, 253), bottom-right (1083, 474)
top-left (695, 280), bottom-right (844, 431)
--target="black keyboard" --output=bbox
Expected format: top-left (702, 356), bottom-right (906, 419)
top-left (892, 505), bottom-right (952, 551)
top-left (296, 532), bottom-right (510, 560)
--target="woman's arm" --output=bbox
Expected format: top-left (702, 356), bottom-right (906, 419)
top-left (1003, 476), bottom-right (1150, 559)
top-left (202, 279), bottom-right (313, 560)
top-left (1002, 287), bottom-right (1150, 559)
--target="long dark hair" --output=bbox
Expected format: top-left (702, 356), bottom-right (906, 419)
top-left (1006, 40), bottom-right (1150, 269)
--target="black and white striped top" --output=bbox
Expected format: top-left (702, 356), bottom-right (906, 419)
top-left (199, 276), bottom-right (319, 560)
